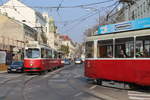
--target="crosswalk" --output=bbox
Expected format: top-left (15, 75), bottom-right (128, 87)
top-left (128, 91), bottom-right (150, 100)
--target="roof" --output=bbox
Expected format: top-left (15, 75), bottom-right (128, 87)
top-left (60, 35), bottom-right (71, 41)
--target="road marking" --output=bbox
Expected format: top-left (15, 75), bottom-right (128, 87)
top-left (128, 91), bottom-right (150, 100)
top-left (128, 94), bottom-right (150, 97)
top-left (129, 96), bottom-right (150, 100)
top-left (42, 64), bottom-right (74, 79)
top-left (128, 91), bottom-right (148, 94)
top-left (74, 75), bottom-right (81, 78)
top-left (89, 85), bottom-right (97, 90)
top-left (74, 92), bottom-right (83, 97)
top-left (89, 90), bottom-right (118, 100)
top-left (49, 79), bottom-right (67, 82)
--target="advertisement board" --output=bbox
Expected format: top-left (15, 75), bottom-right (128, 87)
top-left (98, 17), bottom-right (150, 35)
top-left (0, 51), bottom-right (6, 64)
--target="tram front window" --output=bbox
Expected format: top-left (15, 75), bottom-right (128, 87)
top-left (25, 48), bottom-right (40, 58)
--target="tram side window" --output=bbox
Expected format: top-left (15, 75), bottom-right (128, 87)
top-left (136, 36), bottom-right (150, 58)
top-left (85, 41), bottom-right (94, 58)
top-left (115, 38), bottom-right (134, 58)
top-left (47, 50), bottom-right (52, 58)
top-left (97, 40), bottom-right (113, 58)
top-left (41, 48), bottom-right (47, 58)
top-left (54, 51), bottom-right (58, 58)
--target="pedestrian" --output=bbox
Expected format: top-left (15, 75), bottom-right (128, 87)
top-left (118, 49), bottom-right (126, 58)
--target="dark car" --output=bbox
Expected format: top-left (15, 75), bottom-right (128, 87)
top-left (7, 61), bottom-right (24, 73)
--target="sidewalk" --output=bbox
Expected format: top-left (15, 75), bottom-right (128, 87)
top-left (0, 70), bottom-right (7, 74)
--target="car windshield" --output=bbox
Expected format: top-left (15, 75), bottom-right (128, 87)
top-left (25, 48), bottom-right (40, 58)
top-left (76, 59), bottom-right (81, 61)
top-left (12, 61), bottom-right (23, 66)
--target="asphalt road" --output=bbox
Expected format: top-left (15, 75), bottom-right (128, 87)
top-left (0, 64), bottom-right (150, 100)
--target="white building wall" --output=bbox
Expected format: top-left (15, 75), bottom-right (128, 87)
top-left (0, 0), bottom-right (36, 27)
top-left (42, 14), bottom-right (56, 49)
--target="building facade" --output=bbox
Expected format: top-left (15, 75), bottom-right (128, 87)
top-left (0, 0), bottom-right (47, 44)
top-left (60, 35), bottom-right (76, 58)
top-left (124, 0), bottom-right (150, 21)
top-left (0, 14), bottom-right (37, 70)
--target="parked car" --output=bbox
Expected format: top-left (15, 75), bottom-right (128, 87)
top-left (75, 58), bottom-right (82, 64)
top-left (7, 61), bottom-right (24, 73)
top-left (64, 59), bottom-right (71, 65)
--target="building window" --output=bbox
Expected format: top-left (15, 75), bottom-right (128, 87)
top-left (22, 20), bottom-right (26, 22)
top-left (132, 11), bottom-right (135, 20)
top-left (144, 2), bottom-right (146, 13)
top-left (147, 0), bottom-right (150, 10)
top-left (138, 7), bottom-right (140, 17)
top-left (134, 9), bottom-right (137, 19)
top-left (140, 5), bottom-right (143, 17)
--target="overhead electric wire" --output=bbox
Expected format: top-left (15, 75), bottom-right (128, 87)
top-left (57, 0), bottom-right (64, 11)
top-left (59, 1), bottom-right (118, 28)
top-left (62, 1), bottom-right (119, 33)
top-left (106, 1), bottom-right (120, 20)
top-left (1, 0), bottom-right (114, 9)
top-left (63, 10), bottom-right (101, 33)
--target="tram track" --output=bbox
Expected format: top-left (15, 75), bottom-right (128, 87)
top-left (0, 74), bottom-right (25, 87)
top-left (0, 73), bottom-right (39, 100)
top-left (45, 64), bottom-right (110, 100)
top-left (20, 66), bottom-right (69, 100)
top-left (22, 74), bottom-right (39, 100)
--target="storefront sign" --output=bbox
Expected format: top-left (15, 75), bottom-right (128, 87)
top-left (0, 51), bottom-right (6, 64)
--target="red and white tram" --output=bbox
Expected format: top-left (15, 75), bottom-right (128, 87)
top-left (85, 18), bottom-right (150, 86)
top-left (24, 41), bottom-right (64, 74)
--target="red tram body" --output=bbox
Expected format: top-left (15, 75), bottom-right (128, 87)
top-left (24, 41), bottom-right (64, 73)
top-left (84, 18), bottom-right (150, 86)
top-left (85, 59), bottom-right (150, 86)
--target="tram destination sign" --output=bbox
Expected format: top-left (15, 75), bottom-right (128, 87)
top-left (98, 17), bottom-right (150, 34)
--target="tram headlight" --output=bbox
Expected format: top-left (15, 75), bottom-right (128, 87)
top-left (30, 64), bottom-right (33, 66)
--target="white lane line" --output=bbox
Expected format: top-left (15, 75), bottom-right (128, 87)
top-left (129, 96), bottom-right (150, 100)
top-left (74, 92), bottom-right (83, 97)
top-left (128, 91), bottom-right (146, 94)
top-left (89, 90), bottom-right (118, 100)
top-left (89, 85), bottom-right (97, 90)
top-left (74, 75), bottom-right (81, 78)
top-left (128, 94), bottom-right (150, 97)
top-left (128, 91), bottom-right (150, 100)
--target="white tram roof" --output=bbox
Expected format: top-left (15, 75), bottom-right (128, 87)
top-left (86, 29), bottom-right (150, 42)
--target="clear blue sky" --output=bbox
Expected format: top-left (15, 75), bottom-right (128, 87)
top-left (2, 0), bottom-right (117, 43)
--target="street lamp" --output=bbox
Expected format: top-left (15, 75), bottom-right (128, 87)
top-left (82, 7), bottom-right (101, 25)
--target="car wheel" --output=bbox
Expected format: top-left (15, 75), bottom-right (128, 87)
top-left (7, 71), bottom-right (11, 73)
